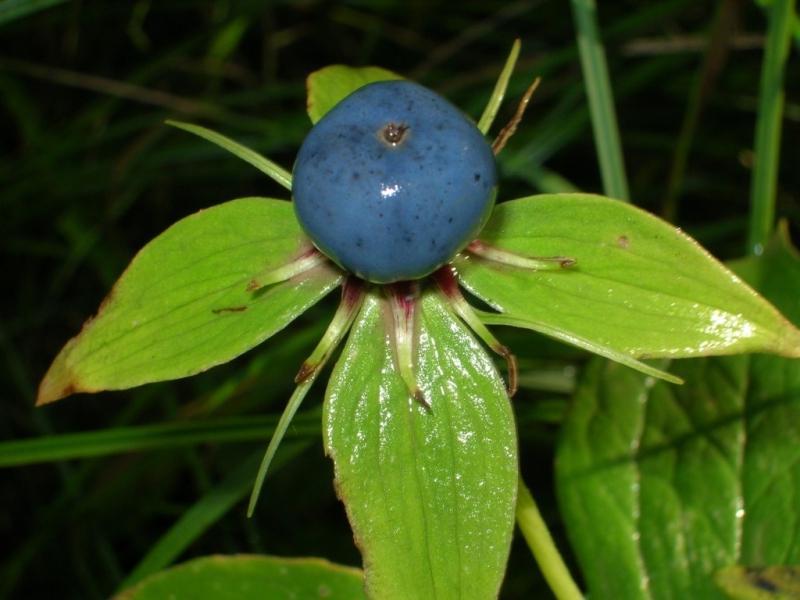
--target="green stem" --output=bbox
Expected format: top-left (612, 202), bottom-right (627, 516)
top-left (570, 0), bottom-right (630, 201)
top-left (516, 477), bottom-right (584, 600)
top-left (747, 0), bottom-right (796, 255)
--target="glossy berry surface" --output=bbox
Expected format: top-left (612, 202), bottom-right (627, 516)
top-left (292, 80), bottom-right (497, 283)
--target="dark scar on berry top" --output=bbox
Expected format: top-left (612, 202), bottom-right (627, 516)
top-left (381, 123), bottom-right (409, 146)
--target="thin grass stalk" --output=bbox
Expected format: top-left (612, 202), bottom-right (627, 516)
top-left (517, 477), bottom-right (584, 600)
top-left (661, 0), bottom-right (739, 223)
top-left (747, 0), bottom-right (796, 255)
top-left (569, 0), bottom-right (630, 201)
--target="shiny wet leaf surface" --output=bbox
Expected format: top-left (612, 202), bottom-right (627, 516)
top-left (324, 290), bottom-right (517, 600)
top-left (457, 194), bottom-right (800, 365)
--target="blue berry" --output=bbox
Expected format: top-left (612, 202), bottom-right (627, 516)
top-left (292, 80), bottom-right (497, 283)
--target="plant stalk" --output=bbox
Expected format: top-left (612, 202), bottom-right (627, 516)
top-left (747, 0), bottom-right (796, 255)
top-left (517, 477), bottom-right (584, 600)
top-left (570, 0), bottom-right (630, 201)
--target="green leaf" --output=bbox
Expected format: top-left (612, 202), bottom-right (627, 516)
top-left (555, 230), bottom-right (800, 599)
top-left (324, 290), bottom-right (517, 600)
top-left (306, 65), bottom-right (402, 124)
top-left (116, 555), bottom-right (365, 600)
top-left (456, 194), bottom-right (800, 374)
top-left (38, 198), bottom-right (342, 405)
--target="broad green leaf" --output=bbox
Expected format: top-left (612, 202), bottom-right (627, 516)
top-left (38, 198), bottom-right (342, 404)
top-left (324, 290), bottom-right (517, 600)
top-left (457, 194), bottom-right (800, 368)
top-left (306, 65), bottom-right (402, 124)
top-left (116, 555), bottom-right (365, 600)
top-left (555, 230), bottom-right (800, 599)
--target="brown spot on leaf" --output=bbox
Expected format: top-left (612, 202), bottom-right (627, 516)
top-left (211, 305), bottom-right (248, 314)
top-left (617, 235), bottom-right (630, 249)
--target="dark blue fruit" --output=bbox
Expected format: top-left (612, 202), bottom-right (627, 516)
top-left (292, 80), bottom-right (497, 283)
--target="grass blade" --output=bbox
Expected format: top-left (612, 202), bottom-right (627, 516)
top-left (569, 0), bottom-right (630, 201)
top-left (516, 478), bottom-right (583, 600)
top-left (0, 413), bottom-right (320, 467)
top-left (747, 0), bottom-right (797, 255)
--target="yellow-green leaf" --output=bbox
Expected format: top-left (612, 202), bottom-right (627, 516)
top-left (324, 290), bottom-right (517, 600)
top-left (306, 65), bottom-right (402, 124)
top-left (38, 198), bottom-right (342, 405)
top-left (457, 194), bottom-right (800, 366)
top-left (115, 555), bottom-right (365, 600)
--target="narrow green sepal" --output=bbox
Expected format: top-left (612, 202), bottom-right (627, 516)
top-left (247, 279), bottom-right (364, 517)
top-left (166, 120), bottom-right (292, 191)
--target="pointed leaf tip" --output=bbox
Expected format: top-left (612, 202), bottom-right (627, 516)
top-left (37, 364), bottom-right (76, 405)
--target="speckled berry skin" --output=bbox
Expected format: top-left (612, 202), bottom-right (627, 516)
top-left (292, 80), bottom-right (497, 283)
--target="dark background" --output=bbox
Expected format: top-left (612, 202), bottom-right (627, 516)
top-left (1, 1), bottom-right (797, 598)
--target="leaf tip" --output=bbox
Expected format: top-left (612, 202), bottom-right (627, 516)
top-left (36, 358), bottom-right (80, 406)
top-left (660, 372), bottom-right (684, 385)
top-left (164, 118), bottom-right (187, 130)
top-left (774, 323), bottom-right (800, 358)
top-left (413, 387), bottom-right (430, 410)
